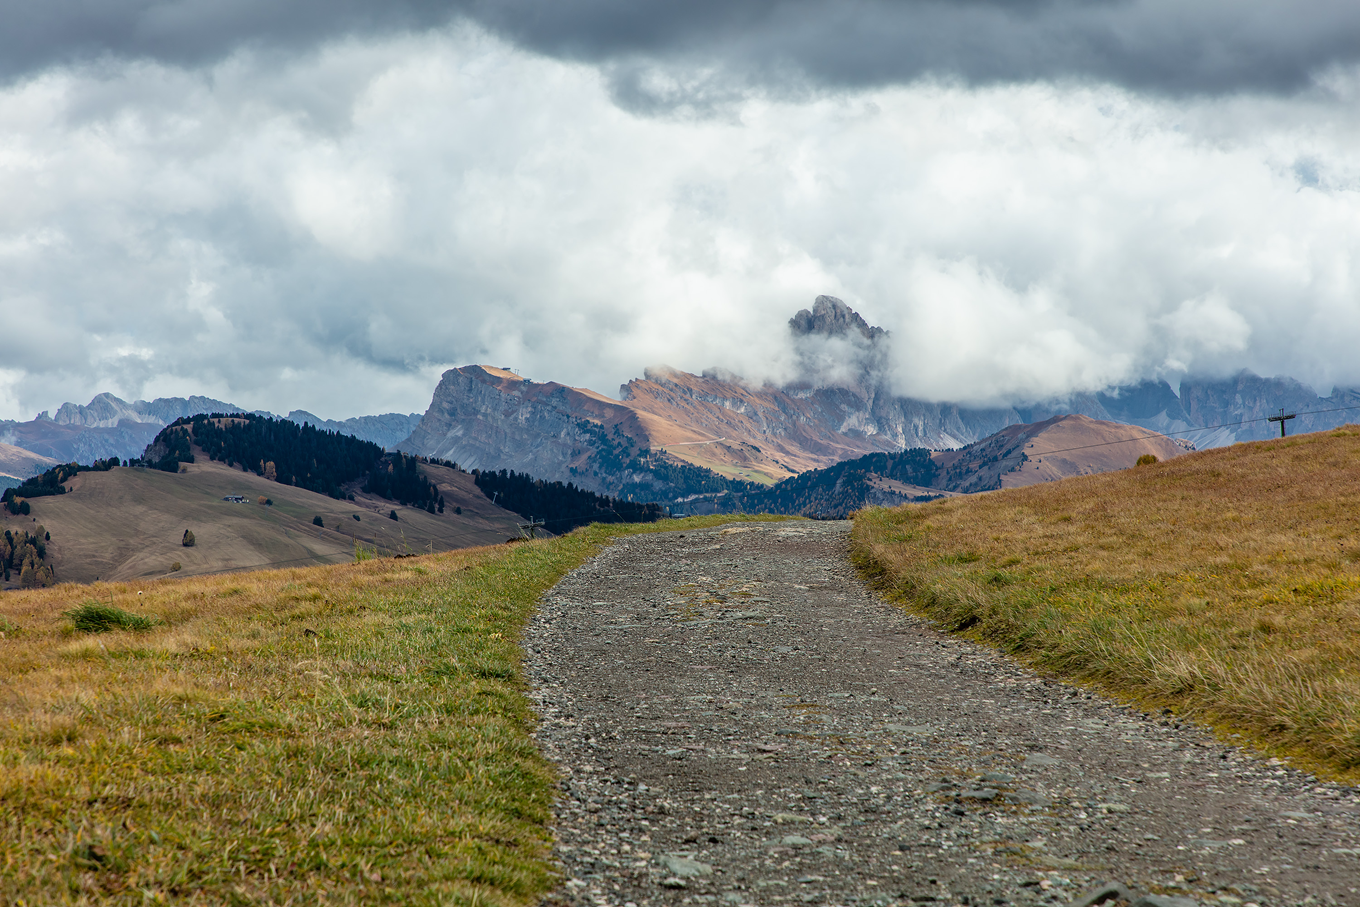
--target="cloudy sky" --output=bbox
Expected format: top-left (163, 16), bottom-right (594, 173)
top-left (3, 1), bottom-right (1360, 421)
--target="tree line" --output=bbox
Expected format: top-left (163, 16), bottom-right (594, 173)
top-left (364, 451), bottom-right (443, 513)
top-left (140, 414), bottom-right (383, 497)
top-left (137, 413), bottom-right (443, 508)
top-left (725, 447), bottom-right (939, 518)
top-left (2, 527), bottom-right (54, 587)
top-left (473, 468), bottom-right (664, 533)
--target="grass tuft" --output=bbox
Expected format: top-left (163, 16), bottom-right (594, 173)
top-left (64, 602), bottom-right (157, 633)
top-left (853, 426), bottom-right (1360, 781)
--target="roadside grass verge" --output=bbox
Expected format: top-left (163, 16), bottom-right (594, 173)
top-left (852, 427), bottom-right (1360, 782)
top-left (0, 514), bottom-right (786, 906)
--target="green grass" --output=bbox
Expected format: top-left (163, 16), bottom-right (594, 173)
top-left (64, 602), bottom-right (158, 633)
top-left (0, 514), bottom-right (789, 906)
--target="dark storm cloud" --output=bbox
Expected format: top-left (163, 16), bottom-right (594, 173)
top-left (5, 0), bottom-right (1360, 96)
top-left (470, 0), bottom-right (1360, 100)
top-left (0, 0), bottom-right (456, 79)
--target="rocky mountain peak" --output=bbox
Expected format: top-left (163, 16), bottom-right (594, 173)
top-left (788, 296), bottom-right (888, 344)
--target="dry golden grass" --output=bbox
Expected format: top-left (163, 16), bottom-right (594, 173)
top-left (0, 514), bottom-right (789, 906)
top-left (852, 427), bottom-right (1360, 781)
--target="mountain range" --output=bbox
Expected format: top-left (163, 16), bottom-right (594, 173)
top-left (0, 393), bottom-right (421, 477)
top-left (6, 297), bottom-right (1357, 498)
top-left (396, 297), bottom-right (1360, 497)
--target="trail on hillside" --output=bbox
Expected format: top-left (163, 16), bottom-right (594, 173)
top-left (525, 522), bottom-right (1360, 907)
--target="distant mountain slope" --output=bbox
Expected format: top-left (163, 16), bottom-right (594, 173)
top-left (0, 443), bottom-right (59, 481)
top-left (724, 448), bottom-right (945, 518)
top-left (1178, 374), bottom-right (1360, 447)
top-left (52, 392), bottom-right (244, 427)
top-left (933, 414), bottom-right (1190, 494)
top-left (398, 365), bottom-right (765, 500)
top-left (0, 454), bottom-right (524, 586)
top-left (398, 297), bottom-right (1360, 506)
top-left (283, 410), bottom-right (422, 449)
top-left (0, 393), bottom-right (249, 464)
top-left (398, 359), bottom-right (1017, 494)
top-left (1, 393), bottom-right (422, 464)
top-left (718, 415), bottom-right (1188, 517)
top-left (0, 418), bottom-right (165, 465)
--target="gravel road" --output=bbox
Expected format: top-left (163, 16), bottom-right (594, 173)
top-left (524, 521), bottom-right (1360, 907)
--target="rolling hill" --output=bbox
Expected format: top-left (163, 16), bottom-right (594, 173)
top-left (0, 456), bottom-right (524, 586)
top-left (932, 413), bottom-right (1191, 494)
top-left (0, 443), bottom-right (58, 485)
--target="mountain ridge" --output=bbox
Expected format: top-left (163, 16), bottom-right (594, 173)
top-left (1, 394), bottom-right (422, 464)
top-left (718, 414), bottom-right (1190, 518)
top-left (396, 297), bottom-right (1359, 500)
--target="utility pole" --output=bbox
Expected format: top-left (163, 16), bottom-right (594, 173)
top-left (1268, 408), bottom-right (1297, 438)
top-left (518, 516), bottom-right (545, 539)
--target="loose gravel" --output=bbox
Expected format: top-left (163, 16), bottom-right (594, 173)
top-left (524, 521), bottom-right (1360, 907)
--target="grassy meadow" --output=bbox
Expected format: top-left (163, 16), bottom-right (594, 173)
top-left (853, 426), bottom-right (1360, 781)
top-left (0, 514), bottom-right (787, 906)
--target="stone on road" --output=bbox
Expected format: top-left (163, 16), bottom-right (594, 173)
top-left (525, 521), bottom-right (1360, 907)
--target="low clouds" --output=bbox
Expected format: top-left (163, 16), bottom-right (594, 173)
top-left (6, 1), bottom-right (1360, 98)
top-left (2, 21), bottom-right (1360, 420)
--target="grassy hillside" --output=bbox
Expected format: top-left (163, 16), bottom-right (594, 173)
top-left (853, 426), bottom-right (1360, 780)
top-left (0, 514), bottom-right (790, 906)
top-left (1, 457), bottom-right (524, 586)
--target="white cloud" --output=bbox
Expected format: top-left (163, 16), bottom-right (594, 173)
top-left (2, 25), bottom-right (1360, 420)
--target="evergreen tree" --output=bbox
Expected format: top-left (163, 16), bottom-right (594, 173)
top-left (472, 469), bottom-right (664, 533)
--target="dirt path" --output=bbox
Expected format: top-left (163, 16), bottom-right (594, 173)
top-left (524, 521), bottom-right (1360, 907)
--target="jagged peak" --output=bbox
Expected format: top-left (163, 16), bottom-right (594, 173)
top-left (789, 295), bottom-right (888, 344)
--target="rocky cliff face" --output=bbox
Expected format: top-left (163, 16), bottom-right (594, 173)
top-left (53, 393), bottom-right (243, 427)
top-left (398, 366), bottom-right (650, 494)
top-left (400, 298), bottom-right (1360, 502)
top-left (1178, 373), bottom-right (1358, 446)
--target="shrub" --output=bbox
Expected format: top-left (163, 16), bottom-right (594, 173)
top-left (389, 510), bottom-right (399, 521)
top-left (352, 513), bottom-right (361, 521)
top-left (258, 496), bottom-right (267, 505)
top-left (182, 529), bottom-right (196, 547)
top-left (1136, 454), bottom-right (1159, 466)
top-left (171, 562), bottom-right (182, 572)
top-left (313, 516), bottom-right (325, 528)
top-left (65, 603), bottom-right (156, 633)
